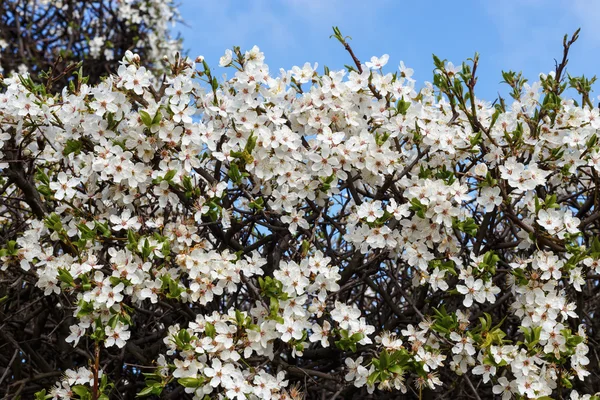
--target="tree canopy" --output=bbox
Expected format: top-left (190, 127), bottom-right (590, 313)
top-left (0, 0), bottom-right (180, 88)
top-left (1, 10), bottom-right (600, 400)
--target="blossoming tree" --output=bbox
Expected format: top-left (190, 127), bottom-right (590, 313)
top-left (1, 22), bottom-right (600, 399)
top-left (0, 0), bottom-right (180, 87)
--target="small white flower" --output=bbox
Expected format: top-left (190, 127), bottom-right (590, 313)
top-left (105, 323), bottom-right (131, 348)
top-left (365, 54), bottom-right (389, 69)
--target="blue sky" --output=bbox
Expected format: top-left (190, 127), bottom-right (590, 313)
top-left (176, 0), bottom-right (600, 100)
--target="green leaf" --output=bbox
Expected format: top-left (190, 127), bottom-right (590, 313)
top-left (205, 322), bottom-right (216, 338)
top-left (228, 162), bottom-right (242, 184)
top-left (182, 175), bottom-right (193, 192)
top-left (167, 278), bottom-right (183, 299)
top-left (389, 365), bottom-right (404, 375)
top-left (178, 378), bottom-right (204, 388)
top-left (249, 197), bottom-right (264, 211)
top-left (350, 332), bottom-right (364, 342)
top-left (409, 198), bottom-right (427, 219)
top-left (178, 329), bottom-right (191, 345)
top-left (432, 54), bottom-right (444, 70)
top-left (76, 300), bottom-right (94, 318)
top-left (483, 251), bottom-right (500, 268)
top-left (245, 133), bottom-right (257, 154)
top-left (127, 229), bottom-right (138, 250)
top-left (139, 110), bottom-right (153, 127)
top-left (379, 349), bottom-right (390, 370)
top-left (367, 371), bottom-right (380, 386)
top-left (152, 111), bottom-right (162, 125)
top-left (455, 217), bottom-right (478, 236)
top-left (470, 131), bottom-right (483, 147)
top-left (163, 169), bottom-right (177, 182)
top-left (35, 168), bottom-right (50, 185)
top-left (71, 385), bottom-right (90, 398)
top-left (396, 98), bottom-right (411, 115)
top-left (95, 222), bottom-right (112, 238)
top-left (63, 140), bottom-right (82, 156)
top-left (141, 239), bottom-right (154, 260)
top-left (57, 268), bottom-right (75, 286)
top-left (136, 387), bottom-right (155, 397)
top-left (161, 240), bottom-right (171, 257)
